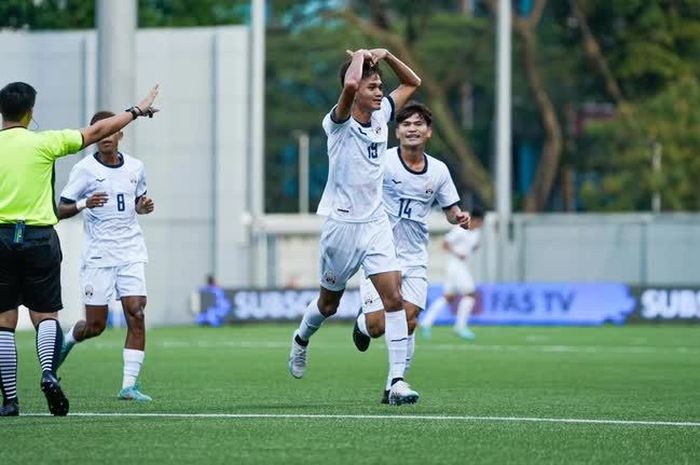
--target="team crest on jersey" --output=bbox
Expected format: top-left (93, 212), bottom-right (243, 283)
top-left (374, 125), bottom-right (382, 135)
top-left (130, 173), bottom-right (138, 185)
top-left (322, 271), bottom-right (337, 285)
top-left (424, 182), bottom-right (435, 196)
top-left (84, 284), bottom-right (94, 300)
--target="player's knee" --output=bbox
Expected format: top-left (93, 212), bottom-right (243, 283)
top-left (126, 305), bottom-right (146, 328)
top-left (316, 299), bottom-right (339, 317)
top-left (85, 319), bottom-right (106, 338)
top-left (367, 318), bottom-right (385, 338)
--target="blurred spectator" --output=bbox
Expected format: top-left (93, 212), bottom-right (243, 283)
top-left (196, 275), bottom-right (231, 327)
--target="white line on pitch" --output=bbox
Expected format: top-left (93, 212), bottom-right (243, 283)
top-left (18, 339), bottom-right (691, 355)
top-left (19, 412), bottom-right (700, 427)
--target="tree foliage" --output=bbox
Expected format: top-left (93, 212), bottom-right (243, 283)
top-left (3, 0), bottom-right (700, 212)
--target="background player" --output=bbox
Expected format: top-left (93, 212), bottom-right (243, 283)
top-left (56, 110), bottom-right (154, 401)
top-left (288, 48), bottom-right (422, 405)
top-left (351, 101), bottom-right (470, 403)
top-left (421, 207), bottom-right (485, 340)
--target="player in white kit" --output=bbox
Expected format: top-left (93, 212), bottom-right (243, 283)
top-left (288, 48), bottom-right (422, 405)
top-left (55, 111), bottom-right (154, 401)
top-left (350, 102), bottom-right (471, 403)
top-left (421, 207), bottom-right (484, 340)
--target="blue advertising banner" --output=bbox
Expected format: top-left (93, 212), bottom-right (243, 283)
top-left (422, 283), bottom-right (637, 326)
top-left (196, 283), bottom-right (697, 326)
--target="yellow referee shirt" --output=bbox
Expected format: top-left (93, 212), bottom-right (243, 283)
top-left (0, 127), bottom-right (83, 226)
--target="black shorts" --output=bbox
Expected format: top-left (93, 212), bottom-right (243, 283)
top-left (0, 225), bottom-right (63, 313)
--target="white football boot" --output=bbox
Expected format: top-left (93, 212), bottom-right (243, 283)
top-left (288, 331), bottom-right (308, 379)
top-left (388, 380), bottom-right (420, 405)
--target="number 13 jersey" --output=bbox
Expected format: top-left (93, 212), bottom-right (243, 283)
top-left (317, 96), bottom-right (395, 223)
top-left (60, 152), bottom-right (148, 268)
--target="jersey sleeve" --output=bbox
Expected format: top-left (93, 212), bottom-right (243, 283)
top-left (37, 129), bottom-right (83, 160)
top-left (60, 163), bottom-right (89, 202)
top-left (381, 96), bottom-right (395, 123)
top-left (136, 163), bottom-right (148, 198)
top-left (322, 105), bottom-right (351, 136)
top-left (436, 164), bottom-right (461, 209)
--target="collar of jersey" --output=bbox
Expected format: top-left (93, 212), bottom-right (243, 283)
top-left (397, 147), bottom-right (428, 175)
top-left (93, 152), bottom-right (124, 169)
top-left (353, 117), bottom-right (372, 128)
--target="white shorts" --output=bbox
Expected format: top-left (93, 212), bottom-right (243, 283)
top-left (319, 215), bottom-right (399, 291)
top-left (81, 262), bottom-right (147, 306)
top-left (443, 260), bottom-right (475, 295)
top-left (360, 275), bottom-right (428, 313)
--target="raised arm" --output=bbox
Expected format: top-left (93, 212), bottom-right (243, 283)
top-left (79, 85), bottom-right (160, 148)
top-left (368, 49), bottom-right (421, 111)
top-left (334, 50), bottom-right (371, 122)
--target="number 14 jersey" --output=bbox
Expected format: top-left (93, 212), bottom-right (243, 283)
top-left (382, 147), bottom-right (460, 278)
top-left (60, 152), bottom-right (148, 268)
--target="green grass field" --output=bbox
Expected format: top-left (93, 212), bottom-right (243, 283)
top-left (2, 324), bottom-right (700, 464)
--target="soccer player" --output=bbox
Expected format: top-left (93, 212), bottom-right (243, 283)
top-left (288, 48), bottom-right (422, 405)
top-left (0, 81), bottom-right (159, 417)
top-left (56, 110), bottom-right (154, 402)
top-left (350, 102), bottom-right (470, 403)
top-left (421, 207), bottom-right (485, 340)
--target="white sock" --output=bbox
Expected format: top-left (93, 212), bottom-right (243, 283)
top-left (297, 300), bottom-right (327, 342)
top-left (65, 323), bottom-right (78, 345)
top-left (405, 333), bottom-right (415, 374)
top-left (384, 310), bottom-right (408, 385)
top-left (422, 296), bottom-right (446, 328)
top-left (356, 313), bottom-right (370, 337)
top-left (454, 295), bottom-right (476, 332)
top-left (122, 348), bottom-right (145, 389)
top-left (387, 332), bottom-right (416, 390)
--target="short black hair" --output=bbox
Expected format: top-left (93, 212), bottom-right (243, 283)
top-left (395, 101), bottom-right (432, 126)
top-left (338, 58), bottom-right (382, 88)
top-left (470, 205), bottom-right (485, 219)
top-left (90, 110), bottom-right (115, 125)
top-left (0, 82), bottom-right (36, 121)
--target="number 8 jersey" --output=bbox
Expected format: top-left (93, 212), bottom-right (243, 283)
top-left (60, 152), bottom-right (148, 268)
top-left (382, 147), bottom-right (460, 278)
top-left (317, 96), bottom-right (395, 223)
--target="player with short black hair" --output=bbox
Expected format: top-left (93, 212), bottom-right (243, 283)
top-left (350, 101), bottom-right (470, 403)
top-left (288, 48), bottom-right (422, 405)
top-left (0, 81), bottom-right (159, 417)
top-left (56, 110), bottom-right (155, 402)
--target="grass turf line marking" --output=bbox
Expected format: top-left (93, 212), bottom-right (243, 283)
top-left (20, 412), bottom-right (700, 427)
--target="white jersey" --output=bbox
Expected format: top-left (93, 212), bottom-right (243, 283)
top-left (317, 96), bottom-right (395, 223)
top-left (383, 147), bottom-right (460, 278)
top-left (60, 152), bottom-right (148, 268)
top-left (445, 227), bottom-right (481, 268)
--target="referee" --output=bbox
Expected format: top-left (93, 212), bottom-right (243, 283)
top-left (0, 82), bottom-right (159, 417)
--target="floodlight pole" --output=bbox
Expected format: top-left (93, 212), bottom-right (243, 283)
top-left (250, 0), bottom-right (267, 286)
top-left (495, 0), bottom-right (512, 282)
top-left (96, 0), bottom-right (136, 152)
top-left (297, 131), bottom-right (310, 214)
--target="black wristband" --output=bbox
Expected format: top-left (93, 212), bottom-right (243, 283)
top-left (125, 107), bottom-right (139, 120)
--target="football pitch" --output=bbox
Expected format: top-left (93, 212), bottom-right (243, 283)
top-left (3, 323), bottom-right (700, 464)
